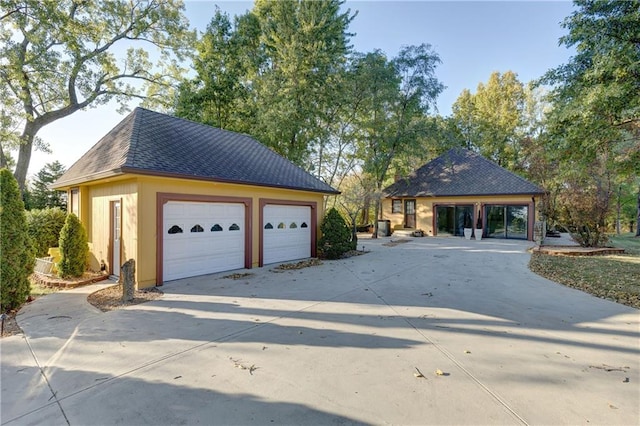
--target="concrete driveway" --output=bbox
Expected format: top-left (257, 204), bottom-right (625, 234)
top-left (2, 237), bottom-right (639, 425)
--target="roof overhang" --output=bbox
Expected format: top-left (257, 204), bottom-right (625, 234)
top-left (52, 168), bottom-right (126, 190)
top-left (53, 167), bottom-right (341, 195)
top-left (384, 191), bottom-right (545, 198)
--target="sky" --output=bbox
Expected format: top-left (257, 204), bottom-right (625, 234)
top-left (28, 0), bottom-right (576, 180)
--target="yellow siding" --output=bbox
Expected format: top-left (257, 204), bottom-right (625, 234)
top-left (383, 195), bottom-right (541, 237)
top-left (137, 176), bottom-right (326, 288)
top-left (86, 180), bottom-right (138, 276)
top-left (76, 173), bottom-right (327, 289)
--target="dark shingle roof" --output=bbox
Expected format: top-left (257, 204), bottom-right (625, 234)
top-left (54, 108), bottom-right (338, 194)
top-left (383, 148), bottom-right (544, 198)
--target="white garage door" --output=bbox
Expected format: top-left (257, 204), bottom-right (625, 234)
top-left (263, 205), bottom-right (311, 265)
top-left (163, 201), bottom-right (245, 281)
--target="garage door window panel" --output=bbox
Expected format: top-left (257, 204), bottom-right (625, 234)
top-left (168, 225), bottom-right (183, 234)
top-left (262, 204), bottom-right (312, 265)
top-left (162, 200), bottom-right (246, 282)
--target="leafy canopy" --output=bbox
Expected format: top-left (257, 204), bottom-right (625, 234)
top-left (0, 0), bottom-right (195, 190)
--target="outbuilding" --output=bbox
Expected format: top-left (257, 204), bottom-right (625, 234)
top-left (382, 148), bottom-right (545, 240)
top-left (53, 108), bottom-right (338, 287)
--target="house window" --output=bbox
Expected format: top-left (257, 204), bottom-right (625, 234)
top-left (392, 199), bottom-right (402, 213)
top-left (70, 188), bottom-right (79, 215)
top-left (277, 222), bottom-right (286, 229)
top-left (264, 223), bottom-right (273, 229)
top-left (190, 224), bottom-right (204, 233)
top-left (301, 222), bottom-right (308, 228)
top-left (229, 223), bottom-right (240, 231)
top-left (211, 224), bottom-right (223, 232)
top-left (290, 222), bottom-right (297, 229)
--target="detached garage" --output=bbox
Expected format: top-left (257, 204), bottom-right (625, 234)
top-left (53, 108), bottom-right (338, 287)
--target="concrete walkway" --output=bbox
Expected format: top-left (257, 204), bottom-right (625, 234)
top-left (2, 237), bottom-right (638, 425)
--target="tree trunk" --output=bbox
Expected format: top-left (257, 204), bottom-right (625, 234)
top-left (360, 194), bottom-right (370, 225)
top-left (616, 185), bottom-right (622, 235)
top-left (0, 144), bottom-right (7, 169)
top-left (14, 122), bottom-right (37, 192)
top-left (636, 187), bottom-right (640, 237)
top-left (371, 198), bottom-right (380, 239)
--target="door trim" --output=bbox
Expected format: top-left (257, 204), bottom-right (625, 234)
top-left (258, 199), bottom-right (317, 267)
top-left (404, 199), bottom-right (416, 228)
top-left (156, 193), bottom-right (253, 286)
top-left (109, 199), bottom-right (122, 276)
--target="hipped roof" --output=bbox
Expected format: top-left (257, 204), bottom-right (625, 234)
top-left (383, 148), bottom-right (544, 198)
top-left (54, 107), bottom-right (338, 194)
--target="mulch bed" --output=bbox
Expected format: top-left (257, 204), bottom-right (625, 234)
top-left (1, 311), bottom-right (22, 337)
top-left (87, 284), bottom-right (163, 312)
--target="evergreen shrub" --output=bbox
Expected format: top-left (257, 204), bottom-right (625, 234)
top-left (0, 169), bottom-right (35, 311)
top-left (26, 207), bottom-right (67, 257)
top-left (58, 213), bottom-right (89, 278)
top-left (318, 208), bottom-right (352, 259)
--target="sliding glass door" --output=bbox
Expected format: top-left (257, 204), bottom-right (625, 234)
top-left (486, 205), bottom-right (528, 239)
top-left (436, 205), bottom-right (473, 237)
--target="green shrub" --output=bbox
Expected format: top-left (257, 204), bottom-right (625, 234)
top-left (58, 213), bottom-right (88, 278)
top-left (0, 169), bottom-right (35, 311)
top-left (318, 208), bottom-right (353, 260)
top-left (26, 207), bottom-right (67, 257)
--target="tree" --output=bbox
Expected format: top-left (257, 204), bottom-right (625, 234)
top-left (318, 207), bottom-right (353, 259)
top-left (636, 186), bottom-right (640, 237)
top-left (557, 156), bottom-right (613, 247)
top-left (354, 45), bottom-right (444, 237)
top-left (540, 0), bottom-right (640, 242)
top-left (29, 161), bottom-right (67, 210)
top-left (58, 213), bottom-right (89, 278)
top-left (26, 207), bottom-right (67, 257)
top-left (451, 71), bottom-right (528, 169)
top-left (0, 168), bottom-right (34, 311)
top-left (250, 0), bottom-right (355, 165)
top-left (0, 0), bottom-right (195, 191)
top-left (174, 7), bottom-right (249, 129)
top-left (175, 0), bottom-right (355, 167)
top-left (391, 115), bottom-right (465, 177)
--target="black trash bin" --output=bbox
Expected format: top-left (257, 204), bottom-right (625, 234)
top-left (377, 219), bottom-right (391, 237)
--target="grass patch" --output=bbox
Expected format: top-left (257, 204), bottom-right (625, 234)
top-left (608, 233), bottom-right (640, 255)
top-left (29, 280), bottom-right (61, 298)
top-left (529, 252), bottom-right (640, 309)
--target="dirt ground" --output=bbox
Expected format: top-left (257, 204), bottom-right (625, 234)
top-left (87, 284), bottom-right (163, 312)
top-left (1, 311), bottom-right (22, 337)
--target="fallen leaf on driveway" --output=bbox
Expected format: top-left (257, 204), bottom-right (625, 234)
top-left (464, 350), bottom-right (471, 354)
top-left (414, 367), bottom-right (425, 378)
top-left (435, 369), bottom-right (449, 376)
